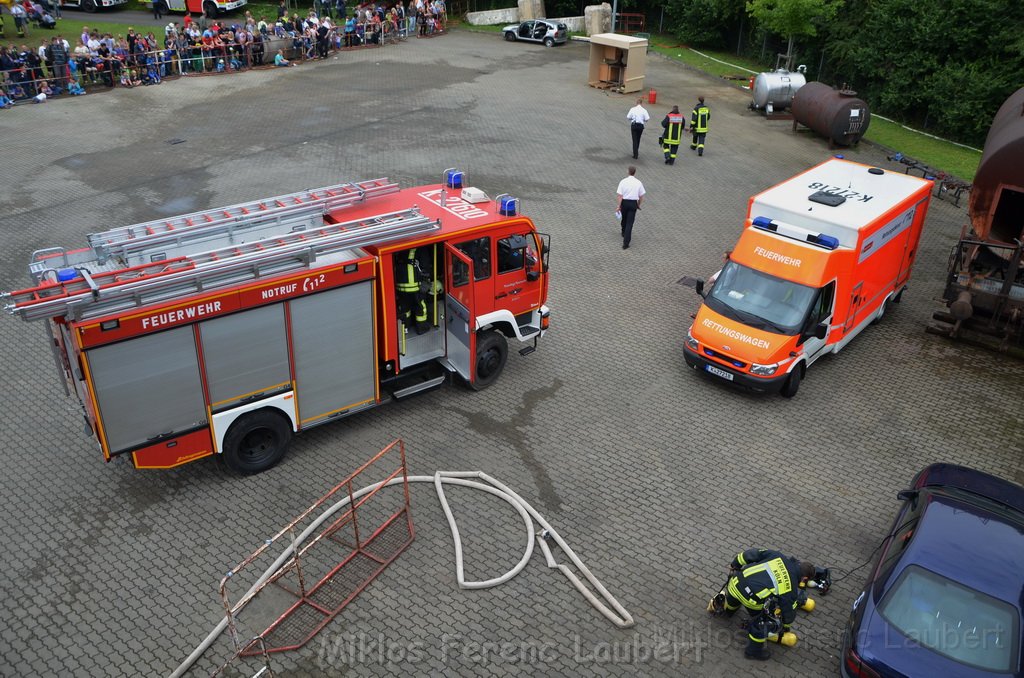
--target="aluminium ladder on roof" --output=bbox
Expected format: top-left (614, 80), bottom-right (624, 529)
top-left (5, 208), bottom-right (441, 323)
top-left (88, 178), bottom-right (398, 253)
top-left (25, 179), bottom-right (400, 282)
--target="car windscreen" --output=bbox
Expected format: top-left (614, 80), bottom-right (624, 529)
top-left (705, 261), bottom-right (815, 335)
top-left (878, 564), bottom-right (1019, 672)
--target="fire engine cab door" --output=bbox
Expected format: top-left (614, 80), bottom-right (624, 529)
top-left (444, 243), bottom-right (476, 383)
top-left (165, 0), bottom-right (187, 11)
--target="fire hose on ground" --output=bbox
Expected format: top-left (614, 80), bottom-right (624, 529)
top-left (169, 471), bottom-right (635, 678)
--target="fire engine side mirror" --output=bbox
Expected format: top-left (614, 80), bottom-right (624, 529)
top-left (527, 270), bottom-right (540, 282)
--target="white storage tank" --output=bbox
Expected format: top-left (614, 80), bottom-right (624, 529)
top-left (752, 68), bottom-right (806, 112)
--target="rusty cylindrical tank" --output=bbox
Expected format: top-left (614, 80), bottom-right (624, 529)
top-left (752, 69), bottom-right (806, 111)
top-left (791, 82), bottom-right (870, 146)
top-left (968, 86), bottom-right (1024, 243)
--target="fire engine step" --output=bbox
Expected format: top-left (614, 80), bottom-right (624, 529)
top-left (391, 375), bottom-right (446, 400)
top-left (386, 364), bottom-right (448, 400)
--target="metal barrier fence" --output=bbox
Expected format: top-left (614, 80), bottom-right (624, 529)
top-left (0, 18), bottom-right (443, 104)
top-left (218, 439), bottom-right (414, 657)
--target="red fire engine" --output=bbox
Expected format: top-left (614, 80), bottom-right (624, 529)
top-left (4, 172), bottom-right (550, 474)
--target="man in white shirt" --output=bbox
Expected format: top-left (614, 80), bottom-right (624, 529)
top-left (616, 166), bottom-right (646, 250)
top-left (626, 97), bottom-right (650, 160)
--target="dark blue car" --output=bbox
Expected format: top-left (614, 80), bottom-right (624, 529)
top-left (841, 463), bottom-right (1024, 678)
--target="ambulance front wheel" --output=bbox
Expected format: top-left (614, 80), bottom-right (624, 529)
top-left (470, 330), bottom-right (508, 391)
top-left (222, 410), bottom-right (293, 474)
top-left (780, 364), bottom-right (803, 398)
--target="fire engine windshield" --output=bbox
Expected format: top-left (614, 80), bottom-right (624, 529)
top-left (705, 261), bottom-right (816, 335)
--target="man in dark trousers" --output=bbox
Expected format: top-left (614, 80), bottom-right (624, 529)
top-left (660, 105), bottom-right (684, 165)
top-left (625, 97), bottom-right (650, 160)
top-left (690, 95), bottom-right (711, 156)
top-left (616, 165), bottom-right (645, 250)
top-left (720, 548), bottom-right (816, 660)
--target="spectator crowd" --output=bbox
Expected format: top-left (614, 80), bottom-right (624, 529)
top-left (0, 0), bottom-right (446, 107)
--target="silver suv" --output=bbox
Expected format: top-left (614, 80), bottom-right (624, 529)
top-left (502, 20), bottom-right (568, 47)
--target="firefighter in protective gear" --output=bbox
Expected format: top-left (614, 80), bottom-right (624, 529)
top-left (723, 548), bottom-right (816, 661)
top-left (690, 96), bottom-right (711, 156)
top-left (661, 105), bottom-right (684, 165)
top-left (396, 248), bottom-right (430, 334)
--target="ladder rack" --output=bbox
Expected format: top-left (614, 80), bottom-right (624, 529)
top-left (27, 179), bottom-right (399, 281)
top-left (6, 208), bottom-right (440, 323)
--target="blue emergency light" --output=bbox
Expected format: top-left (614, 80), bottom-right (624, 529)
top-left (57, 268), bottom-right (78, 282)
top-left (499, 196), bottom-right (519, 216)
top-left (806, 233), bottom-right (840, 250)
top-left (445, 170), bottom-right (464, 189)
top-left (752, 216), bottom-right (778, 231)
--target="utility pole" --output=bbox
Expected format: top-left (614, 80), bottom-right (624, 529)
top-left (611, 0), bottom-right (617, 32)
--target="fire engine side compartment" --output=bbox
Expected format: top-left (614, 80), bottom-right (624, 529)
top-left (76, 259), bottom-right (379, 467)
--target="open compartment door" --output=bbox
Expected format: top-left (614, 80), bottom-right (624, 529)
top-left (443, 243), bottom-right (476, 383)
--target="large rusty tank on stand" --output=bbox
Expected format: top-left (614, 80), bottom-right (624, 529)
top-left (791, 82), bottom-right (870, 147)
top-left (929, 86), bottom-right (1024, 351)
top-left (968, 86), bottom-right (1024, 243)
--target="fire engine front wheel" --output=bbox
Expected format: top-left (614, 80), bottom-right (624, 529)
top-left (222, 410), bottom-right (293, 474)
top-left (470, 330), bottom-right (508, 391)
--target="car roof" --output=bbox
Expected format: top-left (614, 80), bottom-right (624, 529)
top-left (900, 490), bottom-right (1024, 604)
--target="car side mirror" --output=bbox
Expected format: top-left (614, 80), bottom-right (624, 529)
top-left (813, 322), bottom-right (828, 340)
top-left (897, 489), bottom-right (919, 509)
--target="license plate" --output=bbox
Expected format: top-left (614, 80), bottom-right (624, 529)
top-left (705, 364), bottom-right (734, 381)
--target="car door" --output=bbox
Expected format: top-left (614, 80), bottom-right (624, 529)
top-left (494, 232), bottom-right (544, 317)
top-left (443, 243), bottom-right (476, 383)
top-left (800, 281), bottom-right (835, 365)
top-left (533, 22), bottom-right (547, 40)
top-left (518, 21), bottom-right (534, 40)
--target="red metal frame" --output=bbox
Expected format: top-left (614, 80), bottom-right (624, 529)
top-left (218, 440), bottom-right (414, 655)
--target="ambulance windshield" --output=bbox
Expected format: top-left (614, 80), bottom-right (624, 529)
top-left (705, 262), bottom-right (815, 335)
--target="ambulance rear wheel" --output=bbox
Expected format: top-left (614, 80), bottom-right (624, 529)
top-left (780, 365), bottom-right (803, 398)
top-left (223, 410), bottom-right (292, 474)
top-left (872, 298), bottom-right (887, 325)
top-left (470, 330), bottom-right (507, 391)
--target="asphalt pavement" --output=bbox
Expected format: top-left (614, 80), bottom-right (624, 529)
top-left (0, 28), bottom-right (1021, 678)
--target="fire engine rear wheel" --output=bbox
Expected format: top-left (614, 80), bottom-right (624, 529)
top-left (203, 0), bottom-right (218, 16)
top-left (470, 330), bottom-right (508, 391)
top-left (780, 364), bottom-right (803, 398)
top-left (222, 410), bottom-right (292, 474)
top-left (83, 0), bottom-right (97, 12)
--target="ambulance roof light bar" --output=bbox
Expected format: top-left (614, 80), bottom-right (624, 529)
top-left (751, 216), bottom-right (840, 250)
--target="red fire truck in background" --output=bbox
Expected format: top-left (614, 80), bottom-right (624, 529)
top-left (3, 172), bottom-right (550, 474)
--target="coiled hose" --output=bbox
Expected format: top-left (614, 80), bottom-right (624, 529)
top-left (169, 471), bottom-right (634, 678)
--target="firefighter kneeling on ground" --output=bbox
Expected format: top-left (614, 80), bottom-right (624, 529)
top-left (396, 248), bottom-right (439, 335)
top-left (711, 548), bottom-right (816, 661)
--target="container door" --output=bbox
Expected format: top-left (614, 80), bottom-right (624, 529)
top-left (444, 243), bottom-right (476, 383)
top-left (289, 281), bottom-right (376, 427)
top-left (843, 282), bottom-right (864, 334)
